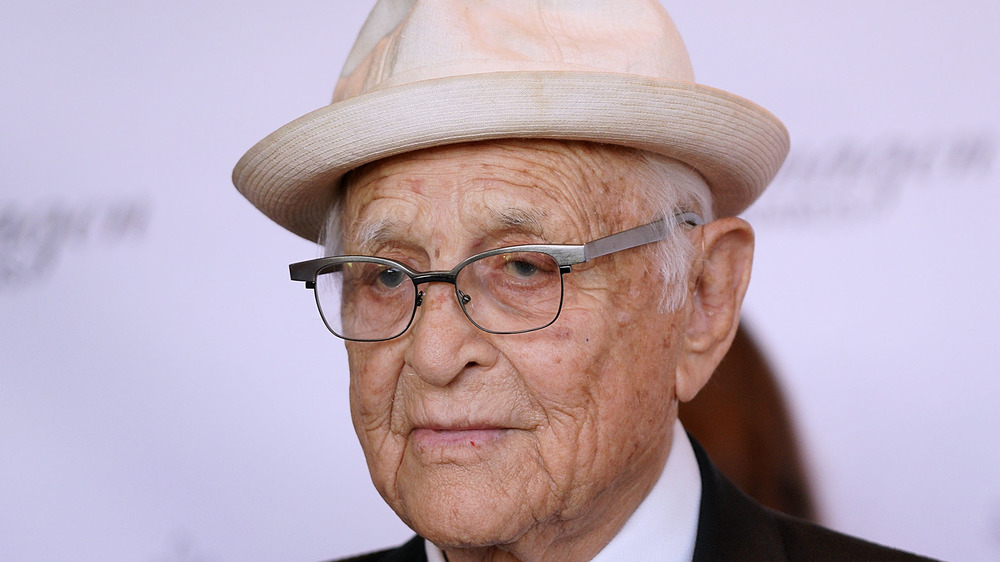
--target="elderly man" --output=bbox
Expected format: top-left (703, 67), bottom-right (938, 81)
top-left (233, 1), bottom-right (933, 560)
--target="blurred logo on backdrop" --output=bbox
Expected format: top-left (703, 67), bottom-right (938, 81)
top-left (749, 130), bottom-right (997, 223)
top-left (0, 198), bottom-right (150, 293)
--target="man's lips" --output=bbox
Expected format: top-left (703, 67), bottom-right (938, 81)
top-left (411, 427), bottom-right (508, 448)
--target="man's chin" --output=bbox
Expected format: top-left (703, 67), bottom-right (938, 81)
top-left (374, 431), bottom-right (554, 548)
top-left (390, 479), bottom-right (538, 550)
top-left (409, 515), bottom-right (523, 552)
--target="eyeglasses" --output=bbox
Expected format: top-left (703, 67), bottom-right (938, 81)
top-left (290, 212), bottom-right (703, 342)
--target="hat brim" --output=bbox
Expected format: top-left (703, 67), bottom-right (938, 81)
top-left (233, 71), bottom-right (789, 242)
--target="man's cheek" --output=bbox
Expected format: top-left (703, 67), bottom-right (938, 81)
top-left (348, 345), bottom-right (404, 397)
top-left (348, 365), bottom-right (400, 444)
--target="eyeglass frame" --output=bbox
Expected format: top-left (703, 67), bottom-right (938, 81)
top-left (289, 212), bottom-right (704, 341)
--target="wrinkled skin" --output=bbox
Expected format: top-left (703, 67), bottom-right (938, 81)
top-left (340, 140), bottom-right (753, 561)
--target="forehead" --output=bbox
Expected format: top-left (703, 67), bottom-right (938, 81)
top-left (339, 140), bottom-right (645, 244)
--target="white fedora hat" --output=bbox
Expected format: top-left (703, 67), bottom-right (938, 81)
top-left (233, 0), bottom-right (789, 242)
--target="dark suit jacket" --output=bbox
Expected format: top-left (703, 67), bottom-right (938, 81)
top-left (334, 440), bottom-right (938, 561)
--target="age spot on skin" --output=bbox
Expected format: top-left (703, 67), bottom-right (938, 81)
top-left (552, 327), bottom-right (572, 340)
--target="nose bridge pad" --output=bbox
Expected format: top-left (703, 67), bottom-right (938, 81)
top-left (413, 281), bottom-right (462, 313)
top-left (457, 289), bottom-right (471, 305)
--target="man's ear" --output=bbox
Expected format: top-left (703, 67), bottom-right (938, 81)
top-left (675, 217), bottom-right (755, 403)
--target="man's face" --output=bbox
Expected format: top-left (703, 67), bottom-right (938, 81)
top-left (340, 140), bottom-right (691, 553)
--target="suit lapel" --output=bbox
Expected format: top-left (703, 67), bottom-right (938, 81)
top-left (690, 436), bottom-right (788, 561)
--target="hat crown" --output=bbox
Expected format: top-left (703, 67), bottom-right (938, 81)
top-left (233, 0), bottom-right (789, 241)
top-left (334, 0), bottom-right (694, 102)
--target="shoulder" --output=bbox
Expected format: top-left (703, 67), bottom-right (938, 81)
top-left (689, 436), bottom-right (938, 561)
top-left (768, 509), bottom-right (939, 561)
top-left (325, 535), bottom-right (427, 562)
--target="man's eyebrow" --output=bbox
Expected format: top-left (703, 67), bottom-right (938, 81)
top-left (348, 206), bottom-right (547, 250)
top-left (488, 206), bottom-right (547, 238)
top-left (350, 215), bottom-right (409, 249)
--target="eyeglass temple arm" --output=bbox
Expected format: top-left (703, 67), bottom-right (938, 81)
top-left (290, 258), bottom-right (342, 286)
top-left (583, 212), bottom-right (703, 261)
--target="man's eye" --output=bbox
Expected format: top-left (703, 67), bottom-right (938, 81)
top-left (376, 267), bottom-right (407, 288)
top-left (503, 259), bottom-right (539, 278)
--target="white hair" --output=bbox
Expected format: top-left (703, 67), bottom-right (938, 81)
top-left (625, 150), bottom-right (714, 311)
top-left (320, 144), bottom-right (714, 312)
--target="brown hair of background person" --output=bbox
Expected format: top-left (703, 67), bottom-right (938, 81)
top-left (680, 324), bottom-right (818, 521)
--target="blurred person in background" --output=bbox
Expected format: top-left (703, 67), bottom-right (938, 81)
top-left (682, 324), bottom-right (817, 522)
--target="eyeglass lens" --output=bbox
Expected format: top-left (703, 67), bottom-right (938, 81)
top-left (313, 251), bottom-right (564, 341)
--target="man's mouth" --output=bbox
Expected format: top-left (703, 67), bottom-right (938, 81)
top-left (411, 427), bottom-right (508, 448)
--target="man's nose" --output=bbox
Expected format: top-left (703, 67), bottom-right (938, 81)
top-left (403, 283), bottom-right (497, 387)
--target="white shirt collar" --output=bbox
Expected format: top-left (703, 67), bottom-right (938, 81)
top-left (425, 539), bottom-right (447, 562)
top-left (425, 538), bottom-right (447, 562)
top-left (425, 420), bottom-right (701, 561)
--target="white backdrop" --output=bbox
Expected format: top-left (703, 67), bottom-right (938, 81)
top-left (2, 1), bottom-right (998, 560)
